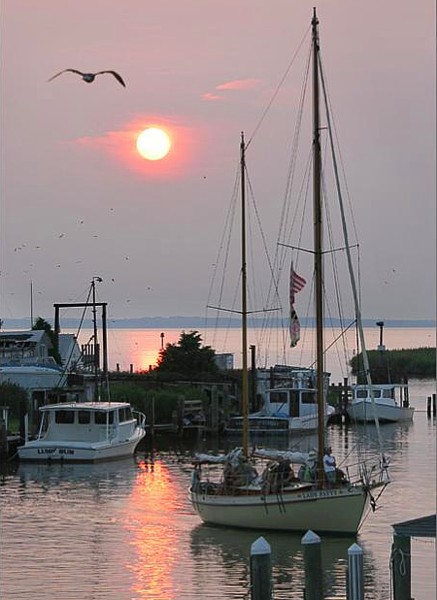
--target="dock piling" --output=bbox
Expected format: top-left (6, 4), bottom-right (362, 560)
top-left (347, 543), bottom-right (364, 600)
top-left (302, 530), bottom-right (323, 600)
top-left (427, 394), bottom-right (436, 417)
top-left (250, 536), bottom-right (272, 600)
top-left (391, 534), bottom-right (411, 600)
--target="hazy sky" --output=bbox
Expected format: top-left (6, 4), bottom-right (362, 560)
top-left (1, 0), bottom-right (435, 324)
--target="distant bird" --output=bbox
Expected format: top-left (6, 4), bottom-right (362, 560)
top-left (48, 69), bottom-right (126, 87)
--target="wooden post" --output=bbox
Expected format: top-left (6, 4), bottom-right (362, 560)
top-left (150, 396), bottom-right (155, 437)
top-left (302, 530), bottom-right (323, 600)
top-left (250, 536), bottom-right (272, 600)
top-left (433, 393), bottom-right (436, 416)
top-left (0, 418), bottom-right (8, 457)
top-left (391, 534), bottom-right (411, 600)
top-left (210, 385), bottom-right (219, 434)
top-left (427, 396), bottom-right (431, 417)
top-left (347, 543), bottom-right (364, 600)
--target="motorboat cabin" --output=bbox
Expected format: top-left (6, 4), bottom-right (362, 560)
top-left (18, 401), bottom-right (146, 462)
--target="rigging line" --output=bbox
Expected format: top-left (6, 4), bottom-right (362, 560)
top-left (264, 144), bottom-right (312, 342)
top-left (261, 43), bottom-right (311, 331)
top-left (246, 170), bottom-right (282, 312)
top-left (270, 43), bottom-right (312, 300)
top-left (321, 154), bottom-right (353, 373)
top-left (319, 52), bottom-right (385, 450)
top-left (205, 162), bottom-right (240, 348)
top-left (274, 42), bottom-right (312, 259)
top-left (318, 54), bottom-right (359, 244)
top-left (53, 282), bottom-right (94, 390)
top-left (246, 24), bottom-right (311, 149)
top-left (245, 169), bottom-right (286, 363)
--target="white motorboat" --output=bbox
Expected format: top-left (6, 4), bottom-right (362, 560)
top-left (188, 9), bottom-right (390, 534)
top-left (17, 401), bottom-right (146, 462)
top-left (347, 383), bottom-right (414, 423)
top-left (225, 380), bottom-right (334, 435)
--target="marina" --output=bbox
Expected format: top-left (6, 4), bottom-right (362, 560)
top-left (0, 378), bottom-right (435, 599)
top-left (1, 3), bottom-right (434, 597)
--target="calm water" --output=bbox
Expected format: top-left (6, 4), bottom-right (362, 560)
top-left (1, 378), bottom-right (435, 599)
top-left (81, 325), bottom-right (436, 382)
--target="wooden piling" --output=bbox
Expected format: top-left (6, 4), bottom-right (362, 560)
top-left (347, 543), bottom-right (364, 600)
top-left (0, 418), bottom-right (8, 457)
top-left (211, 386), bottom-right (219, 434)
top-left (391, 534), bottom-right (411, 600)
top-left (427, 396), bottom-right (431, 416)
top-left (433, 393), bottom-right (436, 416)
top-left (301, 530), bottom-right (323, 600)
top-left (250, 536), bottom-right (272, 600)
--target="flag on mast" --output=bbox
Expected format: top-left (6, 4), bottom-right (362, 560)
top-left (289, 262), bottom-right (306, 347)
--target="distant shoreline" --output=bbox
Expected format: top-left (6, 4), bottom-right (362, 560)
top-left (2, 316), bottom-right (436, 330)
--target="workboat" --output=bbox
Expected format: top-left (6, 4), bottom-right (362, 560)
top-left (347, 382), bottom-right (414, 423)
top-left (17, 278), bottom-right (146, 462)
top-left (188, 9), bottom-right (390, 534)
top-left (18, 401), bottom-right (146, 462)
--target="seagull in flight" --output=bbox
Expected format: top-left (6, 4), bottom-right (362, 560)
top-left (48, 69), bottom-right (126, 87)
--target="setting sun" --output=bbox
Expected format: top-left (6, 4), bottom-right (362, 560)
top-left (136, 127), bottom-right (171, 161)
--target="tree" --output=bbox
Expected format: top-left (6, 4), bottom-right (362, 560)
top-left (32, 317), bottom-right (62, 365)
top-left (156, 330), bottom-right (219, 379)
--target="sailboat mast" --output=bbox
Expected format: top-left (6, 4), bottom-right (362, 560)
top-left (312, 9), bottom-right (325, 465)
top-left (240, 132), bottom-right (249, 457)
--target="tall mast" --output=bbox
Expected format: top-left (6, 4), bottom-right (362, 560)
top-left (312, 8), bottom-right (325, 471)
top-left (240, 132), bottom-right (249, 457)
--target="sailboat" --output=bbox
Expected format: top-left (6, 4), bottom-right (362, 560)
top-left (188, 9), bottom-right (389, 534)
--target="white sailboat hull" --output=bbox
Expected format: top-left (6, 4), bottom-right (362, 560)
top-left (189, 485), bottom-right (369, 534)
top-left (347, 400), bottom-right (414, 423)
top-left (18, 429), bottom-right (145, 462)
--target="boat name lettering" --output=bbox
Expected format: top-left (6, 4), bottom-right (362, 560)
top-left (36, 448), bottom-right (75, 455)
top-left (301, 489), bottom-right (339, 499)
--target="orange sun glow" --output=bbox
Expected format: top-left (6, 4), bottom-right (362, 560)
top-left (136, 127), bottom-right (172, 161)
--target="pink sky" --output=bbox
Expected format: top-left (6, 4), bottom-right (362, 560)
top-left (1, 0), bottom-right (435, 323)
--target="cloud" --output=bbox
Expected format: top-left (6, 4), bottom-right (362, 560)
top-left (202, 78), bottom-right (262, 102)
top-left (202, 92), bottom-right (225, 101)
top-left (216, 78), bottom-right (261, 91)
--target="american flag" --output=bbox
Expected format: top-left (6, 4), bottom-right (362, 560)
top-left (289, 263), bottom-right (306, 305)
top-left (289, 262), bottom-right (306, 347)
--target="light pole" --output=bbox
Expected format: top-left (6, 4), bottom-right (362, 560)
top-left (376, 321), bottom-right (385, 352)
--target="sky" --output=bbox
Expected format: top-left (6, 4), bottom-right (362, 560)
top-left (1, 0), bottom-right (435, 325)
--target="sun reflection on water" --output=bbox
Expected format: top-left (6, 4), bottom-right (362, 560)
top-left (122, 457), bottom-right (185, 599)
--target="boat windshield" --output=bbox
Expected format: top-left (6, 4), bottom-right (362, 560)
top-left (95, 411), bottom-right (114, 425)
top-left (119, 407), bottom-right (133, 422)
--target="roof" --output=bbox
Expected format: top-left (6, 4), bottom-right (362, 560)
top-left (40, 402), bottom-right (132, 412)
top-left (0, 330), bottom-right (50, 344)
top-left (392, 514), bottom-right (436, 538)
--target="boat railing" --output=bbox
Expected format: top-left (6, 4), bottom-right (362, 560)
top-left (133, 410), bottom-right (146, 430)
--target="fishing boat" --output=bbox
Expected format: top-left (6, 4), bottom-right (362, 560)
top-left (347, 382), bottom-right (414, 423)
top-left (17, 401), bottom-right (146, 462)
top-left (17, 279), bottom-right (146, 462)
top-left (188, 9), bottom-right (389, 534)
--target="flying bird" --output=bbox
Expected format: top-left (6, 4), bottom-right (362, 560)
top-left (48, 69), bottom-right (126, 87)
